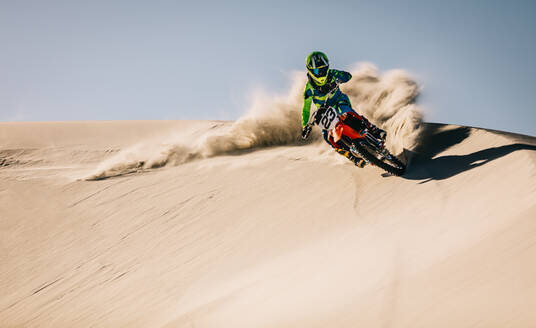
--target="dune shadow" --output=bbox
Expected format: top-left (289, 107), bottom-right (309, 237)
top-left (405, 143), bottom-right (536, 183)
top-left (412, 124), bottom-right (473, 160)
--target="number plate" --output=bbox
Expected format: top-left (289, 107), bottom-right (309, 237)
top-left (317, 107), bottom-right (340, 131)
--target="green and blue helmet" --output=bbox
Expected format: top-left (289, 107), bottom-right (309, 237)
top-left (306, 51), bottom-right (329, 85)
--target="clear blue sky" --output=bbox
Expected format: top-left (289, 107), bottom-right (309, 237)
top-left (1, 0), bottom-right (535, 136)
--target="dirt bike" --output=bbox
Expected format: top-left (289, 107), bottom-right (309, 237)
top-left (304, 83), bottom-right (406, 176)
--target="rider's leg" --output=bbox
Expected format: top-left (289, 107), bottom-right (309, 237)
top-left (323, 129), bottom-right (366, 168)
top-left (321, 129), bottom-right (332, 146)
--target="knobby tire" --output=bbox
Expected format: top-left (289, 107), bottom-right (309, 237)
top-left (352, 142), bottom-right (406, 176)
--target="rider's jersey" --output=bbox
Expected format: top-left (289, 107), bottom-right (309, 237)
top-left (302, 69), bottom-right (353, 127)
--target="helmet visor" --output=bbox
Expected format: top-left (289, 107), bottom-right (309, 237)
top-left (311, 66), bottom-right (328, 78)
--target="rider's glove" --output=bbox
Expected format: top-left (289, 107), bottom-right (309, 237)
top-left (301, 126), bottom-right (312, 140)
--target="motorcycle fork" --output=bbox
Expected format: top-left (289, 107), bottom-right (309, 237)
top-left (341, 137), bottom-right (371, 165)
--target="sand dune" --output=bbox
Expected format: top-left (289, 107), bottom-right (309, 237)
top-left (1, 118), bottom-right (535, 327)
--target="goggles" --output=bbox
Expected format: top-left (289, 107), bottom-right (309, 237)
top-left (311, 66), bottom-right (328, 77)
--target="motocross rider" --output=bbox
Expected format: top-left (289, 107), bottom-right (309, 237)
top-left (301, 51), bottom-right (386, 167)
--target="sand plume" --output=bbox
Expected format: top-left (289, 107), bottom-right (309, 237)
top-left (86, 64), bottom-right (422, 180)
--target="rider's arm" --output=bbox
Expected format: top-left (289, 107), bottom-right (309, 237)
top-left (302, 84), bottom-right (313, 127)
top-left (331, 69), bottom-right (352, 83)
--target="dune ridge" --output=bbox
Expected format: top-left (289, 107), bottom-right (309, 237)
top-left (2, 62), bottom-right (536, 327)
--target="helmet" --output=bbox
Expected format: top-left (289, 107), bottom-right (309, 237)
top-left (306, 51), bottom-right (329, 85)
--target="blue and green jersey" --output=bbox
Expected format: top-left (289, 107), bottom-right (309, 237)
top-left (302, 69), bottom-right (353, 127)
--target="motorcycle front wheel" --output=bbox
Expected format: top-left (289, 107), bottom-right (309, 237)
top-left (351, 142), bottom-right (406, 176)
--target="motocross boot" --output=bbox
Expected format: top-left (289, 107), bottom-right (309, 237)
top-left (353, 156), bottom-right (366, 168)
top-left (335, 148), bottom-right (367, 168)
